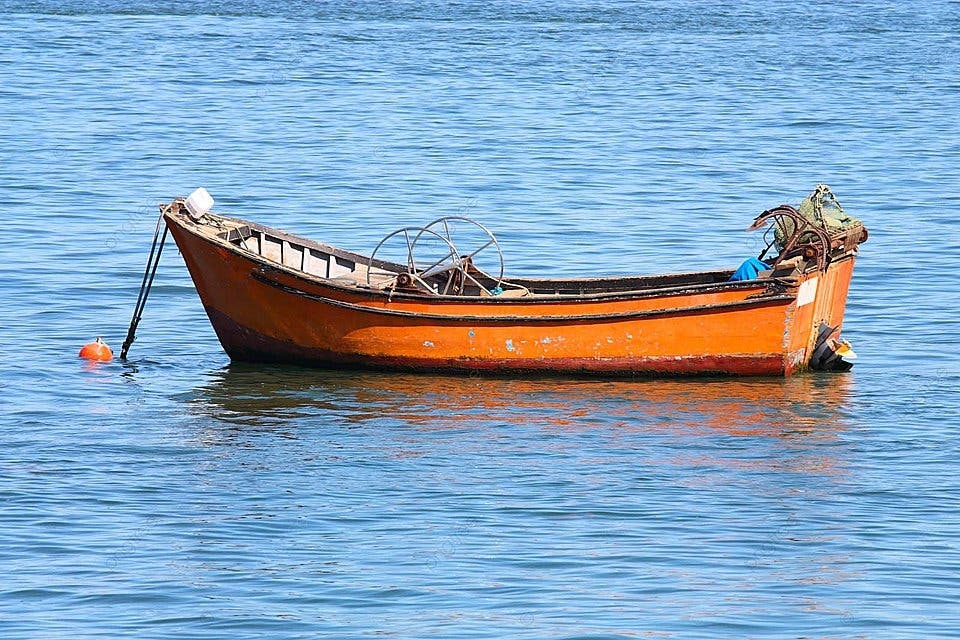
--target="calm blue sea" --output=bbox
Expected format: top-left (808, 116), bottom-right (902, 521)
top-left (2, 1), bottom-right (960, 638)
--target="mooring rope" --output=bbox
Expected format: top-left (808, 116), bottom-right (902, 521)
top-left (120, 205), bottom-right (171, 360)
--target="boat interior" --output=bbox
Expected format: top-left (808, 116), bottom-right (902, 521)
top-left (170, 196), bottom-right (861, 300)
top-left (208, 216), bottom-right (752, 299)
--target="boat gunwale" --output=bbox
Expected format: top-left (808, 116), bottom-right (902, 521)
top-left (164, 205), bottom-right (853, 307)
top-left (249, 267), bottom-right (797, 323)
top-left (179, 209), bottom-right (749, 297)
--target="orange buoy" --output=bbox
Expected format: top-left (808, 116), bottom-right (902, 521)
top-left (79, 337), bottom-right (113, 362)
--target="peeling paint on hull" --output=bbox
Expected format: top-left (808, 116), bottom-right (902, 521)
top-left (207, 307), bottom-right (787, 377)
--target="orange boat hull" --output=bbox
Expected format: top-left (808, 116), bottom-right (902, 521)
top-left (164, 207), bottom-right (860, 377)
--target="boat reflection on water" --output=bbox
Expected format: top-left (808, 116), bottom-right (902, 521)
top-left (186, 365), bottom-right (853, 446)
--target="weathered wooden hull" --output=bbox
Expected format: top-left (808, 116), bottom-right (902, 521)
top-left (165, 209), bottom-right (858, 377)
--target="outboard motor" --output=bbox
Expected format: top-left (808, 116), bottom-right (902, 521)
top-left (810, 322), bottom-right (857, 372)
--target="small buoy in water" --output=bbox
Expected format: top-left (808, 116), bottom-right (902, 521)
top-left (79, 337), bottom-right (113, 362)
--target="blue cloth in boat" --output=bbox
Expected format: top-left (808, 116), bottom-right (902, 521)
top-left (729, 257), bottom-right (770, 282)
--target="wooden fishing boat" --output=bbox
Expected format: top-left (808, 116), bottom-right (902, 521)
top-left (150, 185), bottom-right (867, 376)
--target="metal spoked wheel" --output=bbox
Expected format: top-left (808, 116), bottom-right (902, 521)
top-left (366, 226), bottom-right (460, 293)
top-left (367, 216), bottom-right (505, 296)
top-left (411, 216), bottom-right (504, 295)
